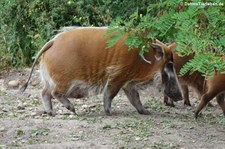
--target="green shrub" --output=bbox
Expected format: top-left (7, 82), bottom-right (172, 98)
top-left (1, 0), bottom-right (224, 78)
top-left (0, 0), bottom-right (151, 67)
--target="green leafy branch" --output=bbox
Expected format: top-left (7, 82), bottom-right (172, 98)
top-left (106, 0), bottom-right (225, 78)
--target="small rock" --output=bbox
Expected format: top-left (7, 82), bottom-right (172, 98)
top-left (135, 137), bottom-right (141, 141)
top-left (165, 110), bottom-right (170, 114)
top-left (81, 105), bottom-right (88, 108)
top-left (71, 137), bottom-right (79, 141)
top-left (0, 127), bottom-right (6, 132)
top-left (31, 80), bottom-right (39, 86)
top-left (101, 142), bottom-right (107, 145)
top-left (69, 115), bottom-right (76, 118)
top-left (58, 110), bottom-right (63, 114)
top-left (31, 112), bottom-right (37, 116)
top-left (189, 126), bottom-right (194, 129)
top-left (17, 104), bottom-right (25, 110)
top-left (8, 80), bottom-right (19, 88)
top-left (89, 104), bottom-right (96, 108)
top-left (143, 138), bottom-right (148, 141)
top-left (2, 108), bottom-right (8, 112)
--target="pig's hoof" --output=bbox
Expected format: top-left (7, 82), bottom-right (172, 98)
top-left (184, 102), bottom-right (191, 106)
top-left (106, 113), bottom-right (112, 116)
top-left (33, 110), bottom-right (46, 116)
top-left (194, 112), bottom-right (200, 120)
top-left (104, 109), bottom-right (112, 116)
top-left (105, 111), bottom-right (112, 116)
top-left (165, 102), bottom-right (175, 107)
top-left (33, 110), bottom-right (56, 116)
top-left (46, 111), bottom-right (57, 116)
top-left (138, 109), bottom-right (151, 115)
top-left (207, 102), bottom-right (213, 107)
top-left (67, 106), bottom-right (76, 113)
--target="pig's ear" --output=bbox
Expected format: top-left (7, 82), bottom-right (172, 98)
top-left (168, 43), bottom-right (176, 50)
top-left (151, 43), bottom-right (164, 61)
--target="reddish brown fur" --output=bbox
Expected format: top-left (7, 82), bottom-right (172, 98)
top-left (195, 73), bottom-right (225, 118)
top-left (22, 27), bottom-right (181, 116)
top-left (163, 52), bottom-right (225, 118)
top-left (44, 28), bottom-right (173, 94)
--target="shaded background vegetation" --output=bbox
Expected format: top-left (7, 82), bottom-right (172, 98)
top-left (0, 0), bottom-right (152, 68)
top-left (0, 0), bottom-right (224, 78)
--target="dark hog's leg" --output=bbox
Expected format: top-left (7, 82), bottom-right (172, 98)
top-left (182, 85), bottom-right (191, 106)
top-left (123, 84), bottom-right (150, 115)
top-left (164, 94), bottom-right (175, 107)
top-left (103, 82), bottom-right (123, 116)
top-left (216, 93), bottom-right (225, 116)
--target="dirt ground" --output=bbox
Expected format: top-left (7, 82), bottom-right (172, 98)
top-left (1, 68), bottom-right (225, 149)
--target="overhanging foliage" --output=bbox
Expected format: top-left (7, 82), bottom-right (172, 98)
top-left (107, 0), bottom-right (225, 78)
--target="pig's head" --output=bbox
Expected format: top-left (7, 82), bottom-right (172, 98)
top-left (156, 42), bottom-right (183, 102)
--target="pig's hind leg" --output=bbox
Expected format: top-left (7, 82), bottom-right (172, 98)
top-left (41, 87), bottom-right (55, 116)
top-left (216, 93), bottom-right (225, 116)
top-left (51, 90), bottom-right (76, 114)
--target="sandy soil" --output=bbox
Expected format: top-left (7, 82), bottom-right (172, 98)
top-left (0, 68), bottom-right (225, 149)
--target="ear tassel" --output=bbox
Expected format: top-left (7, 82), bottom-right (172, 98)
top-left (140, 54), bottom-right (152, 64)
top-left (140, 40), bottom-right (166, 64)
top-left (152, 43), bottom-right (164, 61)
